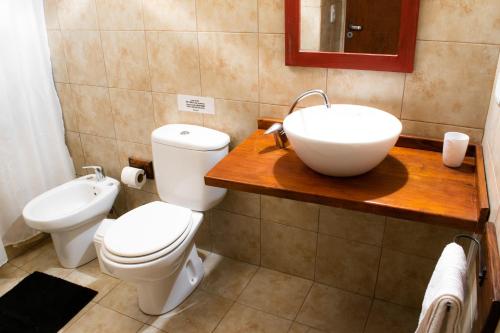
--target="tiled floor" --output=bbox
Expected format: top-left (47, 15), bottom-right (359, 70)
top-left (0, 239), bottom-right (420, 333)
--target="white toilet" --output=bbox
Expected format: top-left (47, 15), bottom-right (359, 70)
top-left (100, 124), bottom-right (229, 315)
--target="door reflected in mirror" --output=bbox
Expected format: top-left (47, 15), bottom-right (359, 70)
top-left (300, 0), bottom-right (402, 55)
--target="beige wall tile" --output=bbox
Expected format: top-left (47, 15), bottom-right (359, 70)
top-left (143, 0), bottom-right (196, 31)
top-left (259, 0), bottom-right (284, 33)
top-left (375, 248), bottom-right (435, 308)
top-left (238, 267), bottom-right (312, 320)
top-left (44, 0), bottom-right (59, 29)
top-left (261, 196), bottom-right (319, 231)
top-left (319, 206), bottom-right (385, 246)
top-left (80, 133), bottom-right (121, 178)
top-left (402, 41), bottom-right (499, 128)
top-left (418, 0), bottom-right (500, 45)
top-left (57, 0), bottom-right (98, 30)
top-left (214, 303), bottom-right (291, 333)
top-left (316, 234), bottom-right (380, 297)
top-left (55, 83), bottom-right (78, 131)
top-left (326, 69), bottom-right (405, 117)
top-left (364, 300), bottom-right (419, 333)
top-left (66, 131), bottom-right (85, 173)
top-left (126, 188), bottom-right (160, 210)
top-left (216, 190), bottom-right (260, 218)
top-left (201, 252), bottom-right (258, 300)
top-left (259, 34), bottom-right (327, 106)
top-left (72, 84), bottom-right (115, 138)
top-left (199, 32), bottom-right (259, 102)
top-left (196, 0), bottom-right (258, 32)
top-left (383, 218), bottom-right (464, 260)
top-left (402, 120), bottom-right (484, 143)
top-left (62, 31), bottom-right (107, 86)
top-left (261, 221), bottom-right (317, 279)
top-left (96, 0), bottom-right (144, 30)
top-left (203, 99), bottom-right (259, 146)
top-left (101, 31), bottom-right (150, 90)
top-left (211, 209), bottom-right (261, 265)
top-left (116, 140), bottom-right (157, 194)
top-left (296, 283), bottom-right (371, 333)
top-left (152, 92), bottom-right (203, 126)
top-left (47, 31), bottom-right (68, 83)
top-left (109, 88), bottom-right (155, 144)
top-left (148, 289), bottom-right (233, 333)
top-left (146, 31), bottom-right (201, 94)
top-left (259, 103), bottom-right (289, 119)
top-left (66, 304), bottom-right (143, 333)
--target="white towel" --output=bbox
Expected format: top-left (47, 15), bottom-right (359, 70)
top-left (415, 242), bottom-right (467, 333)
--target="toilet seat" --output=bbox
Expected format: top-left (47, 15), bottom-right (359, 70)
top-left (102, 201), bottom-right (193, 264)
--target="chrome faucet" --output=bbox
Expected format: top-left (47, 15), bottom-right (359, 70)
top-left (82, 165), bottom-right (105, 182)
top-left (264, 89), bottom-right (331, 148)
top-left (287, 89), bottom-right (331, 116)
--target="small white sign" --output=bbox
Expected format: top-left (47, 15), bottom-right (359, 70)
top-left (177, 94), bottom-right (215, 114)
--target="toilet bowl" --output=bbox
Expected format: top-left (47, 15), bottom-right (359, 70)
top-left (101, 201), bottom-right (205, 314)
top-left (23, 175), bottom-right (120, 268)
top-left (100, 124), bottom-right (229, 315)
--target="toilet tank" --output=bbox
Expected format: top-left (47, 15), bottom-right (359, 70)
top-left (151, 124), bottom-right (230, 212)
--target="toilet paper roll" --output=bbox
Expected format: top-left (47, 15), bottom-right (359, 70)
top-left (121, 166), bottom-right (146, 189)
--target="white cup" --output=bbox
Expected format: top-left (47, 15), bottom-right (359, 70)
top-left (442, 132), bottom-right (469, 167)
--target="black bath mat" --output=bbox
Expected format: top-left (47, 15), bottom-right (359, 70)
top-left (0, 271), bottom-right (97, 333)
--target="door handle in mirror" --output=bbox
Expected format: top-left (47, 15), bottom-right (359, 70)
top-left (348, 24), bottom-right (363, 31)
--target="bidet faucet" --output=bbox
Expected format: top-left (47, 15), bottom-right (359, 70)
top-left (264, 89), bottom-right (331, 148)
top-left (82, 165), bottom-right (105, 182)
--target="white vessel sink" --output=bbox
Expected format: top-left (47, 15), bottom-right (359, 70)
top-left (283, 104), bottom-right (402, 177)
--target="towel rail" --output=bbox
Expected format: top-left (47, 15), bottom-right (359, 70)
top-left (445, 234), bottom-right (487, 313)
top-left (454, 234), bottom-right (487, 287)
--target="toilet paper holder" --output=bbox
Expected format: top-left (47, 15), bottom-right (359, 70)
top-left (128, 158), bottom-right (154, 179)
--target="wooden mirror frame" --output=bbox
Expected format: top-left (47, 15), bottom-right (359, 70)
top-left (285, 0), bottom-right (420, 73)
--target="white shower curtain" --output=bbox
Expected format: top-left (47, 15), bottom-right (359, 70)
top-left (0, 0), bottom-right (74, 250)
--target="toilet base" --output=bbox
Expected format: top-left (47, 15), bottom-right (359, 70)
top-left (136, 244), bottom-right (204, 315)
top-left (51, 215), bottom-right (104, 268)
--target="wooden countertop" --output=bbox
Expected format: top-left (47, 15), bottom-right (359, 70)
top-left (205, 123), bottom-right (489, 232)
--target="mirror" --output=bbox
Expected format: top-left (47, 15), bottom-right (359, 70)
top-left (300, 0), bottom-right (401, 54)
top-left (286, 0), bottom-right (420, 72)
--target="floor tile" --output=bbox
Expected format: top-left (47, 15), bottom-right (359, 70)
top-left (65, 259), bottom-right (120, 302)
top-left (99, 281), bottom-right (154, 323)
top-left (238, 267), bottom-right (312, 319)
top-left (201, 253), bottom-right (258, 300)
top-left (65, 303), bottom-right (143, 333)
top-left (148, 289), bottom-right (233, 333)
top-left (364, 300), bottom-right (419, 333)
top-left (8, 239), bottom-right (52, 268)
top-left (0, 263), bottom-right (28, 296)
top-left (137, 324), bottom-right (164, 332)
top-left (19, 244), bottom-right (74, 279)
top-left (296, 283), bottom-right (371, 333)
top-left (288, 322), bottom-right (325, 333)
top-left (214, 303), bottom-right (291, 333)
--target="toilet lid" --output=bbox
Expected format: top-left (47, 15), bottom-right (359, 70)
top-left (103, 201), bottom-right (192, 258)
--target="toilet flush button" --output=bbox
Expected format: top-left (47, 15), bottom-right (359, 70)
top-left (180, 130), bottom-right (190, 135)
